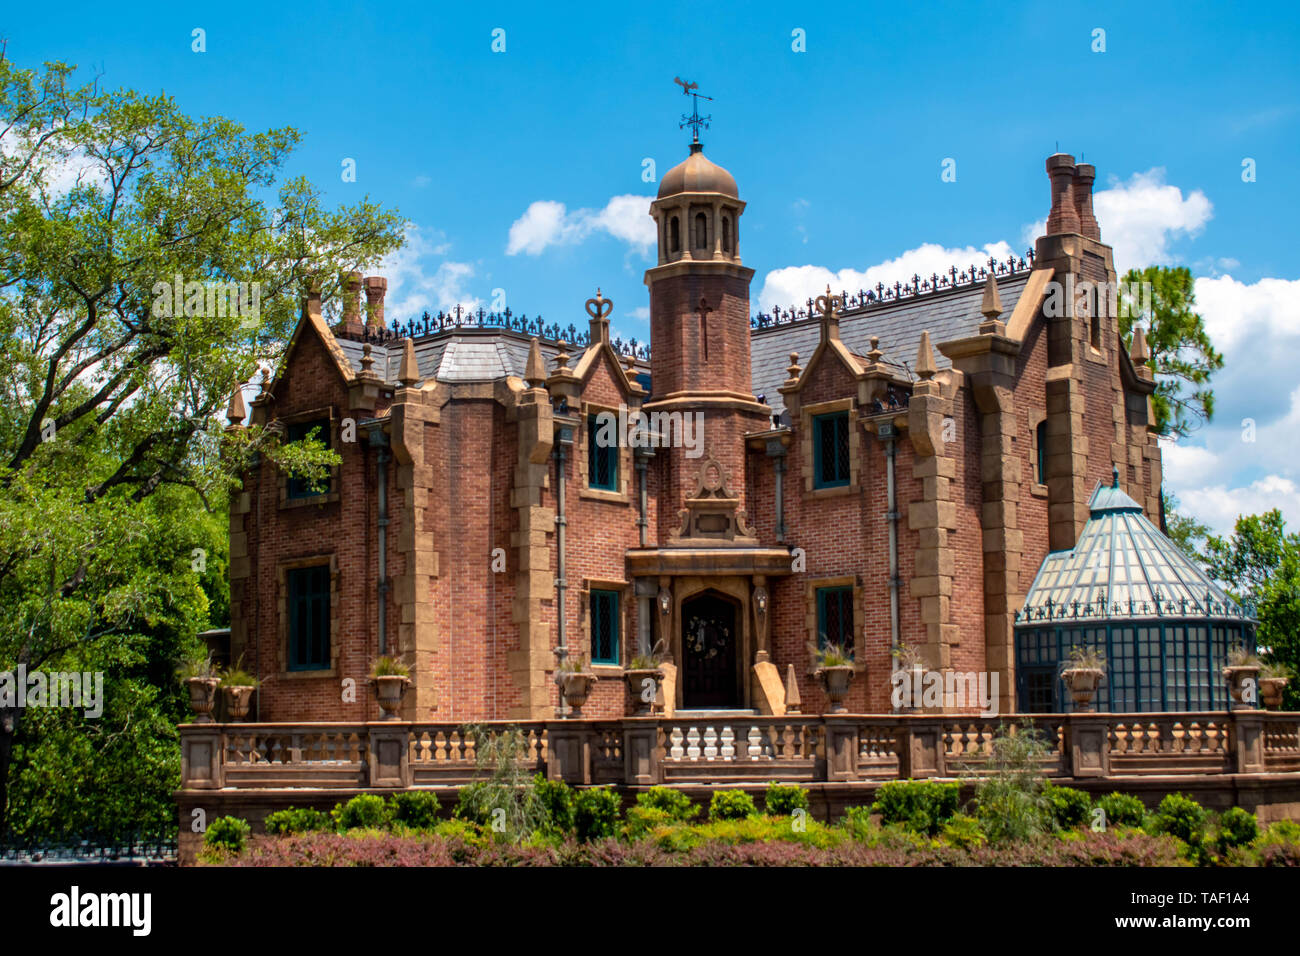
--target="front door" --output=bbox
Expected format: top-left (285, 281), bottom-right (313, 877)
top-left (681, 593), bottom-right (738, 708)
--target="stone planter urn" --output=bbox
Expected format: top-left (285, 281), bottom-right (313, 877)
top-left (1061, 667), bottom-right (1105, 712)
top-left (373, 675), bottom-right (411, 720)
top-left (185, 677), bottom-right (221, 724)
top-left (1260, 677), bottom-right (1288, 710)
top-left (222, 684), bottom-right (256, 721)
top-left (1224, 665), bottom-right (1262, 709)
top-left (624, 668), bottom-right (664, 716)
top-left (559, 672), bottom-right (597, 717)
top-left (816, 665), bottom-right (856, 714)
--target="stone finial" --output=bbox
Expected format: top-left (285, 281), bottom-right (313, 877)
top-left (866, 336), bottom-right (884, 365)
top-left (981, 271), bottom-right (1003, 319)
top-left (525, 336), bottom-right (547, 388)
top-left (784, 663), bottom-right (802, 714)
top-left (816, 284), bottom-right (842, 342)
top-left (784, 350), bottom-right (802, 384)
top-left (360, 342), bottom-right (375, 376)
top-left (364, 276), bottom-right (388, 327)
top-left (1073, 163), bottom-right (1100, 241)
top-left (1130, 324), bottom-right (1151, 363)
top-left (225, 378), bottom-right (247, 429)
top-left (915, 330), bottom-right (936, 381)
top-left (585, 287), bottom-right (613, 345)
top-left (553, 339), bottom-right (571, 372)
top-left (399, 337), bottom-right (419, 387)
top-left (1045, 153), bottom-right (1081, 236)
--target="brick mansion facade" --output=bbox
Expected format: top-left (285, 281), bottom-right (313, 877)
top-left (221, 141), bottom-right (1239, 725)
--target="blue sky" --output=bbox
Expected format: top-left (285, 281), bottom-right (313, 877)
top-left (7, 0), bottom-right (1300, 533)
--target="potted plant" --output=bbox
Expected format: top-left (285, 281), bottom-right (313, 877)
top-left (1259, 660), bottom-right (1291, 711)
top-left (555, 655), bottom-right (596, 717)
top-left (625, 639), bottom-right (667, 716)
top-left (177, 650), bottom-right (221, 723)
top-left (371, 656), bottom-right (411, 720)
top-left (1224, 648), bottom-right (1262, 710)
top-left (220, 659), bottom-right (260, 721)
top-left (891, 641), bottom-right (926, 713)
top-left (810, 641), bottom-right (855, 714)
top-left (1060, 645), bottom-right (1107, 712)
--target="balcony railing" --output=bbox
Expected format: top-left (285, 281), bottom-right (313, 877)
top-left (179, 711), bottom-right (1300, 791)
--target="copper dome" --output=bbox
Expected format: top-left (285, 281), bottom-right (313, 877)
top-left (657, 143), bottom-right (738, 199)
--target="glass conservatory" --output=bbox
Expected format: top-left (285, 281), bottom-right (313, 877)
top-left (1014, 470), bottom-right (1256, 713)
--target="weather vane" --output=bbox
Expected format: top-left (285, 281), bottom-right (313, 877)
top-left (674, 77), bottom-right (713, 144)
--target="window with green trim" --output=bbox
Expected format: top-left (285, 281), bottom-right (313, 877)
top-left (287, 565), bottom-right (330, 671)
top-left (813, 412), bottom-right (850, 488)
top-left (587, 414), bottom-right (618, 491)
top-left (816, 586), bottom-right (854, 653)
top-left (590, 589), bottom-right (620, 665)
top-left (286, 418), bottom-right (331, 499)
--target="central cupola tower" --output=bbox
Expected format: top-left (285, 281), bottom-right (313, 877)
top-left (644, 127), bottom-right (768, 534)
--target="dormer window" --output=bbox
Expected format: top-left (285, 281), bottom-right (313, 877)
top-left (695, 212), bottom-right (708, 249)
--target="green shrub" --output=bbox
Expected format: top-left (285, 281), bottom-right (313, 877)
top-left (941, 813), bottom-right (987, 850)
top-left (969, 728), bottom-right (1053, 843)
top-left (1043, 784), bottom-right (1092, 830)
top-left (573, 787), bottom-right (622, 842)
top-left (709, 789), bottom-right (758, 821)
top-left (1151, 793), bottom-right (1207, 845)
top-left (263, 807), bottom-right (331, 836)
top-left (637, 786), bottom-right (700, 822)
top-left (764, 782), bottom-right (810, 816)
top-left (204, 816), bottom-right (251, 853)
top-left (623, 805), bottom-right (675, 840)
top-left (332, 794), bottom-right (392, 831)
top-left (531, 774), bottom-right (576, 835)
top-left (871, 780), bottom-right (959, 835)
top-left (1096, 791), bottom-right (1146, 829)
top-left (840, 805), bottom-right (876, 840)
top-left (1216, 807), bottom-right (1258, 850)
top-left (390, 791), bottom-right (441, 830)
top-left (433, 818), bottom-right (485, 845)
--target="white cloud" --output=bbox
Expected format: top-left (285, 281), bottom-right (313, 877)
top-left (757, 240), bottom-right (1017, 313)
top-left (506, 195), bottom-right (655, 256)
top-left (377, 224), bottom-right (479, 318)
top-left (1093, 168), bottom-right (1212, 272)
top-left (1193, 274), bottom-right (1300, 353)
top-left (1176, 476), bottom-right (1300, 536)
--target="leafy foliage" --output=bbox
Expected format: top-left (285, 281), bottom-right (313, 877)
top-left (263, 807), bottom-right (332, 836)
top-left (573, 787), bottom-right (621, 842)
top-left (1150, 793), bottom-right (1207, 845)
top-left (870, 780), bottom-right (959, 835)
top-left (709, 789), bottom-right (757, 821)
top-left (332, 794), bottom-right (391, 831)
top-left (764, 782), bottom-right (810, 816)
top-left (1097, 791), bottom-right (1147, 828)
top-left (203, 815), bottom-right (250, 853)
top-left (390, 791), bottom-right (441, 831)
top-left (967, 727), bottom-right (1052, 843)
top-left (1117, 266), bottom-right (1223, 438)
top-left (1043, 784), bottom-right (1093, 830)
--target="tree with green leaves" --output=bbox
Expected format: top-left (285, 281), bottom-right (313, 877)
top-left (1163, 491), bottom-right (1210, 555)
top-left (1202, 510), bottom-right (1300, 710)
top-left (1117, 266), bottom-right (1224, 439)
top-left (0, 56), bottom-right (403, 839)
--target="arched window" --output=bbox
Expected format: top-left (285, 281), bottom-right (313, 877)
top-left (695, 212), bottom-right (708, 249)
top-left (1090, 314), bottom-right (1101, 350)
top-left (669, 216), bottom-right (680, 253)
top-left (722, 217), bottom-right (731, 253)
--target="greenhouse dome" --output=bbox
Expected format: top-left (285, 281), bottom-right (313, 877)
top-left (1014, 468), bottom-right (1256, 713)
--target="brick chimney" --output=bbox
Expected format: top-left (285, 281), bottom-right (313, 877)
top-left (337, 271), bottom-right (364, 337)
top-left (1072, 162), bottom-right (1100, 241)
top-left (1045, 153), bottom-right (1081, 235)
top-left (365, 276), bottom-right (387, 328)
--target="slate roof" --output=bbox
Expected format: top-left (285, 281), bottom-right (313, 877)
top-left (328, 271), bottom-right (1031, 407)
top-left (750, 271), bottom-right (1033, 416)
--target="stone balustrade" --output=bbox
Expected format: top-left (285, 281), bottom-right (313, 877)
top-left (179, 711), bottom-right (1300, 791)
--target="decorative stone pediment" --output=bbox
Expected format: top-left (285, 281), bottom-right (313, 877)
top-left (667, 455), bottom-right (759, 547)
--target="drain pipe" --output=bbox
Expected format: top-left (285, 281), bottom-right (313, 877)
top-left (634, 442), bottom-right (655, 656)
top-left (552, 418), bottom-right (576, 714)
top-left (365, 423), bottom-right (391, 656)
top-left (884, 429), bottom-right (901, 658)
top-left (767, 439), bottom-right (788, 544)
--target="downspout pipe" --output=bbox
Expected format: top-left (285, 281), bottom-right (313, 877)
top-left (886, 433), bottom-right (901, 664)
top-left (768, 442), bottom-right (787, 544)
top-left (552, 419), bottom-right (576, 715)
top-left (364, 421), bottom-right (391, 657)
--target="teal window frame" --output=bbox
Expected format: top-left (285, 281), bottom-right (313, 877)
top-left (590, 589), bottom-right (620, 665)
top-left (287, 565), bottom-right (331, 671)
top-left (587, 414), bottom-right (619, 492)
top-left (816, 585), bottom-right (855, 653)
top-left (813, 412), bottom-right (851, 488)
top-left (1035, 419), bottom-right (1048, 486)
